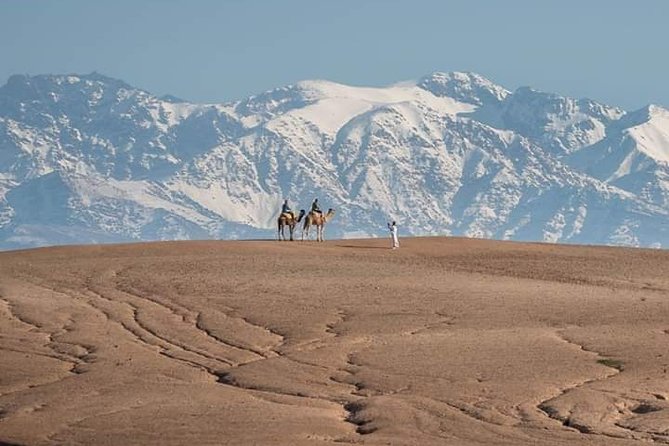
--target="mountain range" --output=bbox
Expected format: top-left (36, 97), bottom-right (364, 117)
top-left (1, 71), bottom-right (668, 250)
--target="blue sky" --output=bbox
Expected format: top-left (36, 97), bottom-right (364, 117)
top-left (1, 0), bottom-right (668, 109)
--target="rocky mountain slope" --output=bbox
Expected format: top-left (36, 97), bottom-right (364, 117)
top-left (1, 71), bottom-right (668, 249)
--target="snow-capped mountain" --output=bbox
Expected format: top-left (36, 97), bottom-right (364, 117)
top-left (1, 71), bottom-right (668, 250)
top-left (567, 104), bottom-right (669, 209)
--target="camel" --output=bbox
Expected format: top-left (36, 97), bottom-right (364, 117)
top-left (277, 209), bottom-right (306, 241)
top-left (302, 208), bottom-right (335, 242)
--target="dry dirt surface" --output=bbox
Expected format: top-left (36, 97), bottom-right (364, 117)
top-left (1, 237), bottom-right (669, 445)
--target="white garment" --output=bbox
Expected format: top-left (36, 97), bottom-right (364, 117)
top-left (388, 223), bottom-right (399, 249)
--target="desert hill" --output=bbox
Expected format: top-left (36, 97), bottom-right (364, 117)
top-left (1, 237), bottom-right (669, 445)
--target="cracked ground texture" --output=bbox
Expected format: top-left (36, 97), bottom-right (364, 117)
top-left (1, 237), bottom-right (669, 445)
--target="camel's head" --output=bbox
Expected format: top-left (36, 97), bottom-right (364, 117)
top-left (326, 208), bottom-right (336, 219)
top-left (297, 209), bottom-right (306, 222)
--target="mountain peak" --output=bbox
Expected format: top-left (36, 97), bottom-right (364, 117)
top-left (617, 103), bottom-right (669, 129)
top-left (505, 85), bottom-right (624, 124)
top-left (417, 71), bottom-right (510, 105)
top-left (160, 94), bottom-right (188, 104)
top-left (2, 72), bottom-right (132, 90)
top-left (0, 72), bottom-right (142, 108)
top-left (647, 103), bottom-right (669, 117)
top-left (615, 104), bottom-right (669, 165)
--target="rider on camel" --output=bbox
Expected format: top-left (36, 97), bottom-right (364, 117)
top-left (311, 198), bottom-right (323, 216)
top-left (281, 199), bottom-right (295, 220)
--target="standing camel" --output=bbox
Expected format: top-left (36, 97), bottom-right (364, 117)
top-left (277, 209), bottom-right (305, 241)
top-left (302, 209), bottom-right (335, 242)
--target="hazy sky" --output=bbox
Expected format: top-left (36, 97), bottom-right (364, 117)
top-left (1, 0), bottom-right (668, 109)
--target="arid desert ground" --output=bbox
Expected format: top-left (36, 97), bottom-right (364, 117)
top-left (1, 237), bottom-right (669, 445)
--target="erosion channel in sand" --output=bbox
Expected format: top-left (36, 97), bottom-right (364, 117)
top-left (1, 237), bottom-right (669, 445)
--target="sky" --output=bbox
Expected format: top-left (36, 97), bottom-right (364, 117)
top-left (1, 0), bottom-right (668, 110)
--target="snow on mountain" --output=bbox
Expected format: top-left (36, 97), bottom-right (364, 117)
top-left (623, 104), bottom-right (669, 163)
top-left (417, 71), bottom-right (510, 105)
top-left (1, 71), bottom-right (668, 250)
top-left (567, 104), bottom-right (669, 208)
top-left (492, 86), bottom-right (625, 155)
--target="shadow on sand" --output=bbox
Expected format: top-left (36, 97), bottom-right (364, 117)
top-left (336, 244), bottom-right (389, 250)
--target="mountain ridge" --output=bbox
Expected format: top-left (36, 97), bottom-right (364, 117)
top-left (1, 71), bottom-right (668, 250)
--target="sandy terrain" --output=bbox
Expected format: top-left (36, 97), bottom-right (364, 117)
top-left (1, 237), bottom-right (669, 445)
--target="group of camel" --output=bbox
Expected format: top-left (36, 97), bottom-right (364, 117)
top-left (277, 208), bottom-right (336, 242)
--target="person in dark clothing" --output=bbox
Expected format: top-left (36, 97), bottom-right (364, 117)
top-left (281, 199), bottom-right (295, 219)
top-left (311, 198), bottom-right (322, 215)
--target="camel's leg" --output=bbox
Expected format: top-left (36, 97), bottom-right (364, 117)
top-left (278, 224), bottom-right (282, 241)
top-left (289, 224), bottom-right (294, 241)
